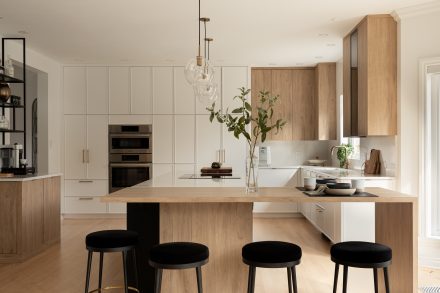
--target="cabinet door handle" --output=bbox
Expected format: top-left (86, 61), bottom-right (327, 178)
top-left (78, 197), bottom-right (93, 201)
top-left (78, 180), bottom-right (93, 183)
top-left (82, 149), bottom-right (86, 163)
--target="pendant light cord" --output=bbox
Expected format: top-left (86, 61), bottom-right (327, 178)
top-left (198, 0), bottom-right (201, 56)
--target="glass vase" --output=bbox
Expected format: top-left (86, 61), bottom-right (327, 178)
top-left (246, 155), bottom-right (259, 193)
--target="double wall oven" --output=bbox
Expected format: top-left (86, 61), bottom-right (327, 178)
top-left (109, 125), bottom-right (152, 193)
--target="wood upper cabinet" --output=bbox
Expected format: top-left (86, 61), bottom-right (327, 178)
top-left (251, 65), bottom-right (336, 141)
top-left (315, 63), bottom-right (337, 140)
top-left (343, 15), bottom-right (397, 137)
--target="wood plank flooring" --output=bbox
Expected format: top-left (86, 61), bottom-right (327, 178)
top-left (0, 217), bottom-right (436, 292)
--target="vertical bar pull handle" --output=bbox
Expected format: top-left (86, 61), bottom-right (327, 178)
top-left (82, 149), bottom-right (86, 163)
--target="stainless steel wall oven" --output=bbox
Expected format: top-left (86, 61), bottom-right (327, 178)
top-left (109, 125), bottom-right (152, 193)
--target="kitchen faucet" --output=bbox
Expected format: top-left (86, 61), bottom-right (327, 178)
top-left (331, 145), bottom-right (349, 169)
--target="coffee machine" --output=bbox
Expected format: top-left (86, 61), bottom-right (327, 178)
top-left (0, 145), bottom-right (14, 169)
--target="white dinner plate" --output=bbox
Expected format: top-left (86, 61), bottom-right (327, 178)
top-left (324, 188), bottom-right (356, 196)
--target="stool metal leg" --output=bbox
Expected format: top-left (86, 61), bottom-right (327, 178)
top-left (249, 266), bottom-right (256, 293)
top-left (373, 268), bottom-right (378, 293)
top-left (132, 249), bottom-right (139, 290)
top-left (333, 264), bottom-right (339, 293)
top-left (85, 251), bottom-right (93, 293)
top-left (154, 268), bottom-right (163, 293)
top-left (291, 266), bottom-right (298, 293)
top-left (247, 266), bottom-right (252, 293)
top-left (98, 252), bottom-right (104, 291)
top-left (287, 267), bottom-right (293, 293)
top-left (122, 251), bottom-right (129, 293)
top-left (196, 266), bottom-right (203, 293)
top-left (342, 265), bottom-right (348, 293)
top-left (384, 267), bottom-right (390, 293)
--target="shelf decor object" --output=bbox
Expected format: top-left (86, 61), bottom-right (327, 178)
top-left (207, 87), bottom-right (286, 192)
top-left (184, 0), bottom-right (217, 104)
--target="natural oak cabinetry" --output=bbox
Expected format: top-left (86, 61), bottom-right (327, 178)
top-left (0, 176), bottom-right (61, 263)
top-left (343, 15), bottom-right (397, 136)
top-left (315, 63), bottom-right (337, 140)
top-left (251, 65), bottom-right (336, 141)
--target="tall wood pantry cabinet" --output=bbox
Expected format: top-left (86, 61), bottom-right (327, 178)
top-left (343, 14), bottom-right (397, 137)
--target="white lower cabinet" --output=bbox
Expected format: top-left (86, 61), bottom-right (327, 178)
top-left (64, 179), bottom-right (108, 214)
top-left (254, 168), bottom-right (300, 214)
top-left (65, 197), bottom-right (108, 214)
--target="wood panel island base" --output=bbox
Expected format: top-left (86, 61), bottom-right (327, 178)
top-left (0, 175), bottom-right (61, 263)
top-left (102, 180), bottom-right (418, 293)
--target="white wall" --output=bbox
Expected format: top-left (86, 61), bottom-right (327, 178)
top-left (0, 37), bottom-right (62, 174)
top-left (397, 4), bottom-right (440, 196)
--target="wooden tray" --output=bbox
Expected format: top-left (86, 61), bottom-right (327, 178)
top-left (0, 173), bottom-right (14, 178)
top-left (296, 187), bottom-right (377, 197)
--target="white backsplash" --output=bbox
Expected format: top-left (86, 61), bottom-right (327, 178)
top-left (259, 140), bottom-right (331, 166)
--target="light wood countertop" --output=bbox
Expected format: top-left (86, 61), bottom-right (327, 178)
top-left (102, 186), bottom-right (416, 203)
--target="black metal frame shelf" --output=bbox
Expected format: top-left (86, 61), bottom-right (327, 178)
top-left (0, 73), bottom-right (24, 83)
top-left (1, 38), bottom-right (26, 155)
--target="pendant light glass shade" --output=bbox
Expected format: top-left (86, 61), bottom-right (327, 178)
top-left (193, 79), bottom-right (218, 105)
top-left (184, 58), bottom-right (215, 85)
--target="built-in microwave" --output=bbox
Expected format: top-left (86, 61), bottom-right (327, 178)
top-left (109, 125), bottom-right (152, 154)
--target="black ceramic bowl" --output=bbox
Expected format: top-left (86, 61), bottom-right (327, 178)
top-left (316, 178), bottom-right (336, 185)
top-left (326, 182), bottom-right (352, 189)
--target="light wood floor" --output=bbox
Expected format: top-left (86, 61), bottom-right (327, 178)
top-left (0, 217), bottom-right (438, 292)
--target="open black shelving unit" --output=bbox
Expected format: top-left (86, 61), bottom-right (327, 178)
top-left (1, 38), bottom-right (26, 155)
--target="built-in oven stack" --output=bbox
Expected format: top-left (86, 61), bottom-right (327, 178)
top-left (109, 125), bottom-right (152, 193)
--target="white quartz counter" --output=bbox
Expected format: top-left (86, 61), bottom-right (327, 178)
top-left (259, 165), bottom-right (394, 180)
top-left (0, 173), bottom-right (62, 182)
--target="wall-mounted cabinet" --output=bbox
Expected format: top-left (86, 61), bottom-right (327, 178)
top-left (251, 64), bottom-right (336, 141)
top-left (343, 15), bottom-right (397, 137)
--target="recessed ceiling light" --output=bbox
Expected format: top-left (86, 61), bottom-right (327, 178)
top-left (18, 30), bottom-right (28, 35)
top-left (326, 43), bottom-right (336, 47)
top-left (315, 56), bottom-right (323, 59)
top-left (318, 33), bottom-right (328, 37)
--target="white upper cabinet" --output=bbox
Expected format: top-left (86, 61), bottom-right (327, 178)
top-left (174, 67), bottom-right (195, 114)
top-left (196, 115), bottom-right (221, 166)
top-left (175, 115), bottom-right (195, 163)
top-left (86, 115), bottom-right (108, 179)
top-left (109, 67), bottom-right (130, 114)
top-left (131, 67), bottom-right (153, 114)
top-left (86, 67), bottom-right (109, 114)
top-left (64, 67), bottom-right (86, 114)
top-left (222, 67), bottom-right (248, 112)
top-left (153, 67), bottom-right (174, 114)
top-left (196, 67), bottom-right (222, 115)
top-left (153, 115), bottom-right (174, 163)
top-left (64, 115), bottom-right (87, 179)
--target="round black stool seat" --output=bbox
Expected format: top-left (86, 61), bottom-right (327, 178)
top-left (242, 241), bottom-right (302, 268)
top-left (331, 241), bottom-right (392, 267)
top-left (86, 230), bottom-right (139, 251)
top-left (149, 242), bottom-right (209, 268)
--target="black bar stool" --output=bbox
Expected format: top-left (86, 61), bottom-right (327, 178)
top-left (84, 230), bottom-right (139, 293)
top-left (149, 242), bottom-right (209, 293)
top-left (242, 241), bottom-right (302, 293)
top-left (331, 241), bottom-right (392, 293)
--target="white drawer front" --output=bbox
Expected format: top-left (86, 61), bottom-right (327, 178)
top-left (65, 180), bottom-right (108, 197)
top-left (64, 197), bottom-right (108, 214)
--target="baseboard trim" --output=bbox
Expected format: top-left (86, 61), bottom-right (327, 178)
top-left (253, 212), bottom-right (303, 218)
top-left (62, 213), bottom-right (126, 219)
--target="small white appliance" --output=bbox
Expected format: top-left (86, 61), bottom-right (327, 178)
top-left (259, 146), bottom-right (271, 167)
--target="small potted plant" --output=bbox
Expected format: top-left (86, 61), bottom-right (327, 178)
top-left (336, 143), bottom-right (353, 169)
top-left (206, 87), bottom-right (286, 192)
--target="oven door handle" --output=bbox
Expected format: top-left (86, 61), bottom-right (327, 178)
top-left (109, 133), bottom-right (151, 138)
top-left (109, 163), bottom-right (152, 168)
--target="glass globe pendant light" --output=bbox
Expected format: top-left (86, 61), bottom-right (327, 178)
top-left (184, 0), bottom-right (217, 104)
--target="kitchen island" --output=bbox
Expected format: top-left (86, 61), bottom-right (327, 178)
top-left (102, 174), bottom-right (417, 293)
top-left (0, 174), bottom-right (61, 263)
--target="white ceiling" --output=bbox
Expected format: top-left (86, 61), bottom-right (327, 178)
top-left (0, 0), bottom-right (433, 66)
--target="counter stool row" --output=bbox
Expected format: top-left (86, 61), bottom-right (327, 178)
top-left (84, 230), bottom-right (392, 293)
